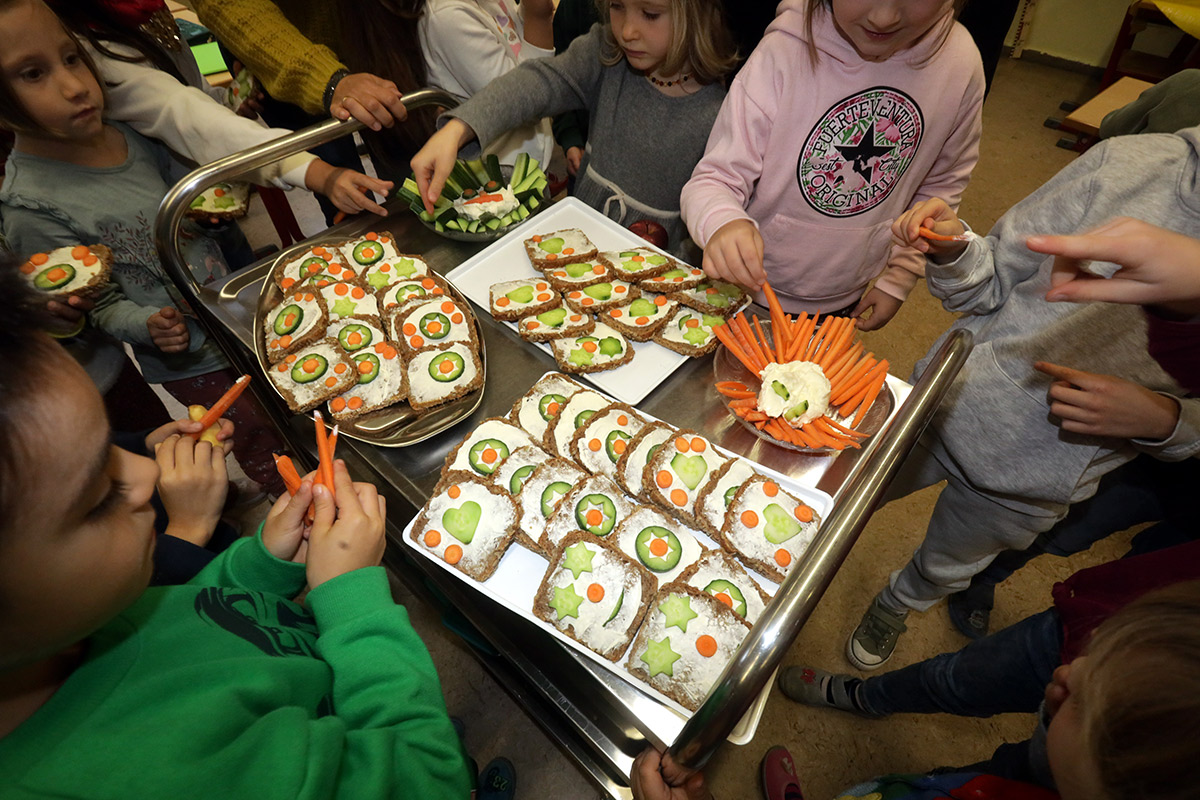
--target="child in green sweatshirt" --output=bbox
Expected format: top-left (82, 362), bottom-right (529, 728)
top-left (0, 270), bottom-right (472, 798)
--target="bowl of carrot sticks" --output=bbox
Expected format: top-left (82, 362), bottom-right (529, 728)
top-left (710, 284), bottom-right (892, 453)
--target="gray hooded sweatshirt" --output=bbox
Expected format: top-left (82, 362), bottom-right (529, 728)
top-left (916, 127), bottom-right (1200, 512)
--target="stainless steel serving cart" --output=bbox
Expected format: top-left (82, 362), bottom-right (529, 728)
top-left (155, 92), bottom-right (971, 798)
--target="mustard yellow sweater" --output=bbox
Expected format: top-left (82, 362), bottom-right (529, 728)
top-left (191, 0), bottom-right (344, 115)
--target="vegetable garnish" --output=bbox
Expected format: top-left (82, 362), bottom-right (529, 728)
top-left (711, 282), bottom-right (888, 451)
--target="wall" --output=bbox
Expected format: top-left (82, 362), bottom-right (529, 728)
top-left (1006, 0), bottom-right (1183, 68)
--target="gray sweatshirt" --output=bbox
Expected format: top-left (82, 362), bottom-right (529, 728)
top-left (444, 24), bottom-right (726, 251)
top-left (915, 127), bottom-right (1200, 510)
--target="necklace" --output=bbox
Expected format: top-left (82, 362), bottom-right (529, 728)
top-left (647, 73), bottom-right (691, 88)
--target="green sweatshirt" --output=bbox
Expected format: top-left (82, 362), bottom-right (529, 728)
top-left (0, 534), bottom-right (472, 799)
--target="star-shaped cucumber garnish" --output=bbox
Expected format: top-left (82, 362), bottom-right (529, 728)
top-left (367, 269), bottom-right (393, 289)
top-left (658, 594), bottom-right (698, 632)
top-left (331, 296), bottom-right (359, 317)
top-left (568, 348), bottom-right (594, 366)
top-left (562, 542), bottom-right (596, 579)
top-left (550, 584), bottom-right (584, 620)
top-left (640, 636), bottom-right (681, 677)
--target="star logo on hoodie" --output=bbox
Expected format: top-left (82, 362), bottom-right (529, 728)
top-left (834, 121), bottom-right (895, 183)
top-left (797, 87), bottom-right (924, 217)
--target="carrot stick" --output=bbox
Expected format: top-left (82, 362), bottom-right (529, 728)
top-left (839, 360), bottom-right (886, 417)
top-left (273, 454), bottom-right (303, 496)
top-left (727, 315), bottom-right (764, 371)
top-left (839, 383), bottom-right (872, 418)
top-left (791, 425), bottom-right (820, 448)
top-left (764, 418), bottom-right (788, 442)
top-left (825, 342), bottom-right (863, 389)
top-left (190, 374), bottom-right (250, 438)
top-left (818, 318), bottom-right (854, 371)
top-left (714, 324), bottom-right (762, 375)
top-left (715, 381), bottom-right (750, 392)
top-left (745, 410), bottom-right (768, 422)
top-left (852, 362), bottom-right (889, 427)
top-left (784, 312), bottom-right (808, 361)
top-left (314, 410), bottom-right (334, 493)
top-left (761, 282), bottom-right (790, 353)
top-left (810, 318), bottom-right (840, 368)
top-left (812, 417), bottom-right (863, 448)
top-left (735, 314), bottom-right (770, 369)
top-left (817, 415), bottom-right (870, 439)
top-left (831, 356), bottom-right (877, 405)
top-left (754, 420), bottom-right (768, 430)
top-left (729, 397), bottom-right (759, 409)
top-left (787, 312), bottom-right (817, 361)
top-left (329, 424), bottom-right (339, 462)
top-left (717, 386), bottom-right (758, 399)
top-left (732, 406), bottom-right (750, 419)
top-left (804, 317), bottom-right (833, 361)
top-left (752, 316), bottom-right (777, 363)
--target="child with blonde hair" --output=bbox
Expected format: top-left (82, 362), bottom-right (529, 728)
top-left (412, 0), bottom-right (738, 252)
top-left (681, 0), bottom-right (984, 328)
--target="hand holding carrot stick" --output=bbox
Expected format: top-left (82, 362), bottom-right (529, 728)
top-left (189, 374), bottom-right (251, 440)
top-left (892, 198), bottom-right (968, 258)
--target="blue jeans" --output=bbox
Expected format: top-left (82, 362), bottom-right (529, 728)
top-left (860, 608), bottom-right (1063, 717)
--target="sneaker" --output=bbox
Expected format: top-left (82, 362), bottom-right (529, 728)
top-left (947, 582), bottom-right (994, 640)
top-left (777, 666), bottom-right (883, 718)
top-left (759, 745), bottom-right (804, 800)
top-left (477, 757), bottom-right (516, 800)
top-left (846, 596), bottom-right (907, 670)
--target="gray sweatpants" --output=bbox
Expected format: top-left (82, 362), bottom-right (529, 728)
top-left (876, 436), bottom-right (1068, 614)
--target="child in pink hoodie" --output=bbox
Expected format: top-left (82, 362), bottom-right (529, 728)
top-left (681, 0), bottom-right (984, 329)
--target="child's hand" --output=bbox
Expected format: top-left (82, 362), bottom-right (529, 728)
top-left (851, 288), bottom-right (903, 331)
top-left (262, 479), bottom-right (316, 562)
top-left (411, 119), bottom-right (477, 214)
top-left (630, 748), bottom-right (712, 800)
top-left (305, 160), bottom-right (394, 217)
top-left (44, 293), bottom-right (94, 336)
top-left (892, 198), bottom-right (966, 258)
top-left (145, 416), bottom-right (234, 453)
top-left (1029, 216), bottom-right (1200, 314)
top-left (147, 307), bottom-right (190, 353)
top-left (305, 460), bottom-right (386, 589)
top-left (566, 146), bottom-right (584, 177)
top-left (1036, 361), bottom-right (1180, 441)
top-left (155, 434), bottom-right (228, 546)
top-left (703, 219), bottom-right (766, 289)
top-left (327, 72), bottom-right (408, 131)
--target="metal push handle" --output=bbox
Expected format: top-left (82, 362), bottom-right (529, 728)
top-left (154, 87), bottom-right (459, 304)
top-left (667, 328), bottom-right (973, 770)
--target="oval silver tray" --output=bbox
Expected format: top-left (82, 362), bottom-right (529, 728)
top-left (712, 319), bottom-right (893, 454)
top-left (254, 239), bottom-right (486, 447)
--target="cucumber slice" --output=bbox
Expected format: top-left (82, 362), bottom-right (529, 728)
top-left (434, 221), bottom-right (445, 233)
top-left (516, 205), bottom-right (531, 220)
top-left (467, 219), bottom-right (481, 233)
top-left (465, 158), bottom-right (490, 186)
top-left (484, 154), bottom-right (504, 184)
top-left (450, 161), bottom-right (481, 191)
top-left (484, 218), bottom-right (502, 231)
top-left (510, 152), bottom-right (531, 185)
top-left (418, 210), bottom-right (434, 222)
top-left (433, 204), bottom-right (458, 224)
top-left (526, 194), bottom-right (542, 211)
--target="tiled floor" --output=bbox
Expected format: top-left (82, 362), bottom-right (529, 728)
top-left (224, 56), bottom-right (1132, 800)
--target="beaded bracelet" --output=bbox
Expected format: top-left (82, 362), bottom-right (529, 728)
top-left (322, 68), bottom-right (351, 113)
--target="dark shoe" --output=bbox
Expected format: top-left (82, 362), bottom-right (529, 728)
top-left (947, 582), bottom-right (994, 640)
top-left (760, 746), bottom-right (804, 800)
top-left (477, 757), bottom-right (516, 800)
top-left (846, 596), bottom-right (908, 670)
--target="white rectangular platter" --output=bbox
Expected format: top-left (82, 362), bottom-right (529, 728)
top-left (402, 372), bottom-right (834, 743)
top-left (446, 197), bottom-right (694, 406)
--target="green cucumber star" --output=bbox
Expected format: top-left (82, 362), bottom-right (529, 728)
top-left (331, 296), bottom-right (359, 317)
top-left (568, 347), bottom-right (594, 366)
top-left (640, 636), bottom-right (681, 677)
top-left (658, 594), bottom-right (698, 632)
top-left (550, 584), bottom-right (584, 620)
top-left (562, 542), bottom-right (596, 579)
top-left (367, 268), bottom-right (393, 289)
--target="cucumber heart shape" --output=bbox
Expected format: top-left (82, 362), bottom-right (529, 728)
top-left (647, 255), bottom-right (668, 265)
top-left (583, 283), bottom-right (612, 300)
top-left (539, 237), bottom-right (565, 254)
top-left (763, 502), bottom-right (801, 544)
top-left (670, 453), bottom-right (707, 491)
top-left (537, 307), bottom-right (567, 326)
top-left (564, 262), bottom-right (592, 278)
top-left (628, 298), bottom-right (657, 317)
top-left (443, 500), bottom-right (481, 544)
top-left (506, 285), bottom-right (535, 304)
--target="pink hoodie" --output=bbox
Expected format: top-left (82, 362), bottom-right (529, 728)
top-left (681, 1), bottom-right (984, 313)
